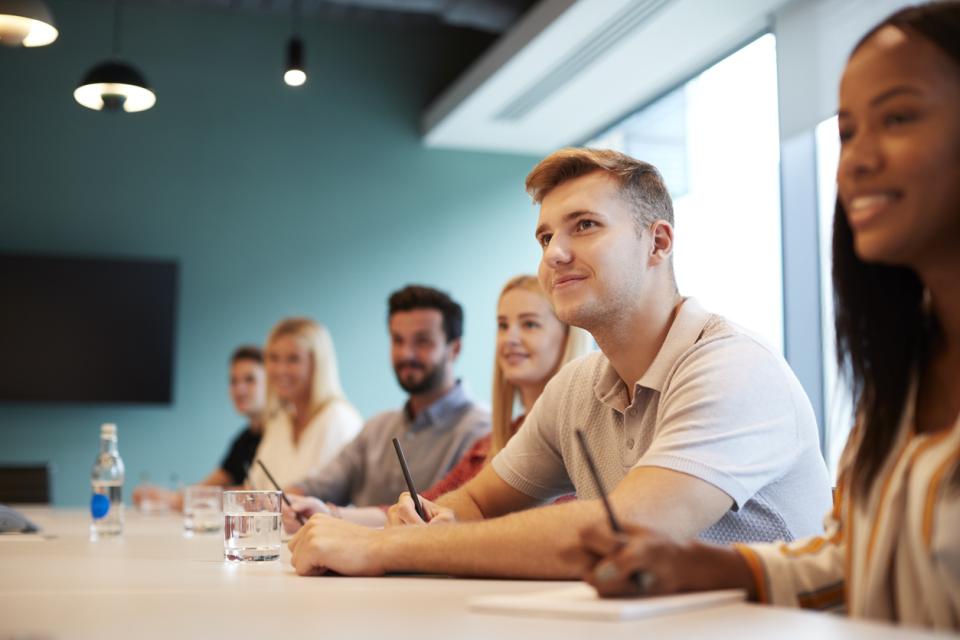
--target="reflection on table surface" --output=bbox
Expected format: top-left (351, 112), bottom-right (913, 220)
top-left (0, 507), bottom-right (945, 640)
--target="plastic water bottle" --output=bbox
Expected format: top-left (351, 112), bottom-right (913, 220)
top-left (90, 423), bottom-right (125, 538)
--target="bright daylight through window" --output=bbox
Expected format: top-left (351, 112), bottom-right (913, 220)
top-left (589, 34), bottom-right (783, 353)
top-left (816, 114), bottom-right (854, 475)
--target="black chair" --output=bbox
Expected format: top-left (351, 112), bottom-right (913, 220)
top-left (0, 464), bottom-right (51, 504)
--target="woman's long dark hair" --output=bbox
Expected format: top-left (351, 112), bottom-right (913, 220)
top-left (834, 2), bottom-right (960, 496)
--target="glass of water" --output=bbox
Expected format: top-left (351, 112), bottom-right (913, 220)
top-left (183, 485), bottom-right (223, 534)
top-left (223, 490), bottom-right (282, 561)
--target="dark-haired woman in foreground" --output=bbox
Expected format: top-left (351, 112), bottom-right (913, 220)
top-left (575, 3), bottom-right (960, 629)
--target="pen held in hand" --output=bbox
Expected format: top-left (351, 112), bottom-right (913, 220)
top-left (574, 428), bottom-right (653, 595)
top-left (255, 459), bottom-right (306, 525)
top-left (392, 437), bottom-right (428, 522)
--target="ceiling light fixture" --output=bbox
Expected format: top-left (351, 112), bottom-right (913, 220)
top-left (283, 0), bottom-right (305, 88)
top-left (284, 38), bottom-right (305, 87)
top-left (0, 0), bottom-right (58, 47)
top-left (74, 0), bottom-right (155, 113)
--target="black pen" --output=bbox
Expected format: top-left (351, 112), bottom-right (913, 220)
top-left (392, 437), bottom-right (428, 522)
top-left (575, 428), bottom-right (652, 594)
top-left (255, 459), bottom-right (306, 525)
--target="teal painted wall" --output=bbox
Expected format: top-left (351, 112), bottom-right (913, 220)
top-left (0, 0), bottom-right (542, 506)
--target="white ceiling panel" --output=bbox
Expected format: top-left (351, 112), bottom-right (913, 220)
top-left (422, 0), bottom-right (795, 154)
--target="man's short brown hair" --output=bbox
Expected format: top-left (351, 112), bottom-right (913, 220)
top-left (388, 285), bottom-right (463, 343)
top-left (525, 148), bottom-right (674, 230)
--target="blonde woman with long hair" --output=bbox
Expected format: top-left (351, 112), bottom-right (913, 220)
top-left (248, 317), bottom-right (362, 489)
top-left (388, 274), bottom-right (591, 522)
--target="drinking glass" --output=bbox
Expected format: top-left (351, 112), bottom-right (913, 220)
top-left (137, 472), bottom-right (173, 514)
top-left (183, 485), bottom-right (222, 534)
top-left (222, 490), bottom-right (282, 561)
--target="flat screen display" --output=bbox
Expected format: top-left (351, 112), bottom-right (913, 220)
top-left (0, 253), bottom-right (178, 404)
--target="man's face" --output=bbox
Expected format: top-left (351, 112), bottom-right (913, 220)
top-left (535, 171), bottom-right (653, 330)
top-left (389, 309), bottom-right (458, 395)
top-left (229, 359), bottom-right (266, 417)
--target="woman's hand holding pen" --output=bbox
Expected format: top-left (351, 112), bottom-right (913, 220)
top-left (386, 492), bottom-right (456, 527)
top-left (577, 521), bottom-right (758, 599)
top-left (577, 522), bottom-right (685, 597)
top-left (282, 495), bottom-right (333, 534)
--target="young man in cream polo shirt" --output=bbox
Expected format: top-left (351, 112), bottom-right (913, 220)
top-left (287, 148), bottom-right (832, 578)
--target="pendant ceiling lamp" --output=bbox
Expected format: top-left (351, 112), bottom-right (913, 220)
top-left (284, 37), bottom-right (305, 87)
top-left (0, 0), bottom-right (58, 47)
top-left (74, 0), bottom-right (155, 113)
top-left (283, 0), bottom-right (306, 87)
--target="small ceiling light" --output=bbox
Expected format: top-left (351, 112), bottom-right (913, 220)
top-left (0, 0), bottom-right (58, 47)
top-left (74, 0), bottom-right (155, 113)
top-left (284, 38), bottom-right (306, 87)
top-left (283, 0), bottom-right (306, 88)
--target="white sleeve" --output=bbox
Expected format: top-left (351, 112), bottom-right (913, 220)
top-left (308, 401), bottom-right (364, 470)
top-left (736, 486), bottom-right (847, 610)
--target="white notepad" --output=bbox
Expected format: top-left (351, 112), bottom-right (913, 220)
top-left (469, 584), bottom-right (746, 622)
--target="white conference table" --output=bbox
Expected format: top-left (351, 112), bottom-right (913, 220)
top-left (0, 507), bottom-right (950, 640)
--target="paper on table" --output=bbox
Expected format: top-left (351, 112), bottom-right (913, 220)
top-left (469, 584), bottom-right (746, 622)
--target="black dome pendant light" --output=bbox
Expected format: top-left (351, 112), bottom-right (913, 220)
top-left (74, 0), bottom-right (155, 113)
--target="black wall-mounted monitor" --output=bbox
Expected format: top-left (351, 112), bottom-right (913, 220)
top-left (0, 253), bottom-right (179, 404)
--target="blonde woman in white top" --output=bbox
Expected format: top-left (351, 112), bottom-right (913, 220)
top-left (248, 317), bottom-right (362, 489)
top-left (574, 3), bottom-right (960, 631)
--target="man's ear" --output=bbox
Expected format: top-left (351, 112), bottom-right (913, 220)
top-left (448, 338), bottom-right (462, 360)
top-left (649, 220), bottom-right (674, 266)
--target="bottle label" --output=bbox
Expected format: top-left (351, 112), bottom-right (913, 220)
top-left (91, 493), bottom-right (110, 519)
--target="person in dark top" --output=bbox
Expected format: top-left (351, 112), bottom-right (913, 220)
top-left (133, 345), bottom-right (267, 511)
top-left (218, 416), bottom-right (262, 486)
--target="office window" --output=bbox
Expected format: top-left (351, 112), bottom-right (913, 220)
top-left (816, 115), bottom-right (854, 475)
top-left (589, 35), bottom-right (783, 351)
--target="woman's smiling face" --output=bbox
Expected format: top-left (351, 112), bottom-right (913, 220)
top-left (496, 287), bottom-right (566, 389)
top-left (837, 25), bottom-right (960, 270)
